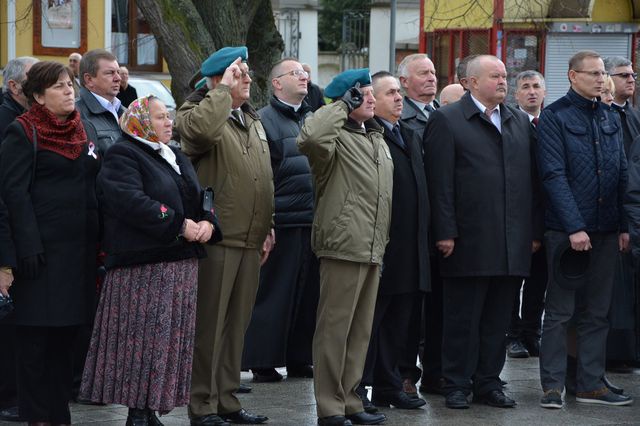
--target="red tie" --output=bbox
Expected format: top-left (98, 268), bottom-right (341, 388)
top-left (532, 117), bottom-right (539, 126)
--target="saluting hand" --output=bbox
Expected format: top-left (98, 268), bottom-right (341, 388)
top-left (220, 57), bottom-right (244, 90)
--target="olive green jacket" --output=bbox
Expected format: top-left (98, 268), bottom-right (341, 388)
top-left (176, 84), bottom-right (274, 249)
top-left (297, 101), bottom-right (393, 264)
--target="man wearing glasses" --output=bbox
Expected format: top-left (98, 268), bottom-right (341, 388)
top-left (242, 59), bottom-right (319, 383)
top-left (604, 56), bottom-right (640, 155)
top-left (537, 50), bottom-right (632, 409)
top-left (177, 46), bottom-right (274, 426)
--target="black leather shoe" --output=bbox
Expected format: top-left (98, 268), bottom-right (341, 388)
top-left (147, 410), bottom-right (164, 426)
top-left (0, 406), bottom-right (24, 422)
top-left (419, 377), bottom-right (445, 395)
top-left (345, 411), bottom-right (386, 425)
top-left (317, 416), bottom-right (353, 426)
top-left (126, 408), bottom-right (149, 426)
top-left (222, 409), bottom-right (268, 424)
top-left (236, 383), bottom-right (252, 393)
top-left (523, 336), bottom-right (540, 357)
top-left (479, 390), bottom-right (516, 408)
top-left (444, 390), bottom-right (469, 410)
top-left (445, 390), bottom-right (469, 409)
top-left (506, 340), bottom-right (529, 358)
top-left (372, 390), bottom-right (426, 409)
top-left (356, 386), bottom-right (378, 414)
top-left (190, 414), bottom-right (230, 426)
top-left (251, 368), bottom-right (283, 383)
top-left (603, 376), bottom-right (624, 395)
top-left (287, 364), bottom-right (314, 378)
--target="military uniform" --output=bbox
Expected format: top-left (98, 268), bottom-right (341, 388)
top-left (177, 83), bottom-right (274, 418)
top-left (297, 100), bottom-right (393, 417)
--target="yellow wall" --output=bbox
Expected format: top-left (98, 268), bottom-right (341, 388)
top-left (592, 0), bottom-right (633, 21)
top-left (424, 0), bottom-right (493, 31)
top-left (424, 0), bottom-right (634, 32)
top-left (10, 0), bottom-right (106, 63)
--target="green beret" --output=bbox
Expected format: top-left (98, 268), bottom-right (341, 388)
top-left (325, 68), bottom-right (372, 99)
top-left (201, 46), bottom-right (248, 77)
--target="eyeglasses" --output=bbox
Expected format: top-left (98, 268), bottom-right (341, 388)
top-left (574, 70), bottom-right (608, 78)
top-left (610, 72), bottom-right (638, 80)
top-left (275, 69), bottom-right (309, 79)
top-left (240, 70), bottom-right (254, 79)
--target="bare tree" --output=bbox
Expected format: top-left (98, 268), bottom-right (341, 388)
top-left (136, 0), bottom-right (284, 107)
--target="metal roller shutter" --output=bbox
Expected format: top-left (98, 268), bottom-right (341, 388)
top-left (544, 33), bottom-right (631, 104)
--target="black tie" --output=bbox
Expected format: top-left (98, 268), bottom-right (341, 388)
top-left (424, 104), bottom-right (435, 118)
top-left (392, 125), bottom-right (405, 149)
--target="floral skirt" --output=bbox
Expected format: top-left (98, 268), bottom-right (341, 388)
top-left (79, 258), bottom-right (198, 413)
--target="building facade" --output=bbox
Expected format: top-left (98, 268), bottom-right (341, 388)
top-left (420, 0), bottom-right (640, 104)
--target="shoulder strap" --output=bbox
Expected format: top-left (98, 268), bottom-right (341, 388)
top-left (31, 125), bottom-right (37, 187)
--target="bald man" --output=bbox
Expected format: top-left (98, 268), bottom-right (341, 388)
top-left (439, 84), bottom-right (465, 106)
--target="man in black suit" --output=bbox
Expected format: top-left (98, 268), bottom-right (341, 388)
top-left (357, 71), bottom-right (430, 412)
top-left (424, 55), bottom-right (539, 409)
top-left (506, 70), bottom-right (548, 359)
top-left (395, 53), bottom-right (440, 396)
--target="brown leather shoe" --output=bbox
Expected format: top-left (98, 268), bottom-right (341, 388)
top-left (402, 378), bottom-right (418, 397)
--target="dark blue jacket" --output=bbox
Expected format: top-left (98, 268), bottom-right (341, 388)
top-left (537, 88), bottom-right (627, 234)
top-left (258, 96), bottom-right (314, 228)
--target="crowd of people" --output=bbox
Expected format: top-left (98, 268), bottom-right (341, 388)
top-left (0, 43), bottom-right (638, 426)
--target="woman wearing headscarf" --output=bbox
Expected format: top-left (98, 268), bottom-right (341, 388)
top-left (0, 61), bottom-right (101, 426)
top-left (80, 95), bottom-right (221, 426)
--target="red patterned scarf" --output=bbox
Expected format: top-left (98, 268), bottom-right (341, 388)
top-left (17, 102), bottom-right (87, 160)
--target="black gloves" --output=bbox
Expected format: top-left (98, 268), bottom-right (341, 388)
top-left (18, 254), bottom-right (45, 280)
top-left (341, 87), bottom-right (364, 113)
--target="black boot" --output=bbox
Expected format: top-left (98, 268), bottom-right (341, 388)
top-left (126, 408), bottom-right (149, 426)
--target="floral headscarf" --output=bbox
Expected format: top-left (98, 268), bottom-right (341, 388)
top-left (119, 95), bottom-right (181, 175)
top-left (119, 95), bottom-right (161, 142)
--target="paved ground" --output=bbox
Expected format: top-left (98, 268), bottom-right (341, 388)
top-left (2, 357), bottom-right (640, 425)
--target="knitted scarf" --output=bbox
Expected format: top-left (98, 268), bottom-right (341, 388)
top-left (17, 102), bottom-right (87, 160)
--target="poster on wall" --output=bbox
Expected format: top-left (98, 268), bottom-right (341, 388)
top-left (34, 0), bottom-right (87, 55)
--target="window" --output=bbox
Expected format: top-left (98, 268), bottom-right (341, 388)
top-left (426, 30), bottom-right (491, 93)
top-left (111, 0), bottom-right (162, 72)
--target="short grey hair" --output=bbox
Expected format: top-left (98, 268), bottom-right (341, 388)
top-left (603, 56), bottom-right (632, 74)
top-left (3, 56), bottom-right (39, 92)
top-left (397, 54), bottom-right (430, 78)
top-left (515, 70), bottom-right (545, 88)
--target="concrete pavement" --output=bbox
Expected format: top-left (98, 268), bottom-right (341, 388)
top-left (2, 357), bottom-right (639, 425)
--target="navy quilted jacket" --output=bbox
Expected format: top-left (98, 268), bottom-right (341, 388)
top-left (537, 88), bottom-right (627, 234)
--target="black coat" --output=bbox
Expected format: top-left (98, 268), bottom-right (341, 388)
top-left (611, 102), bottom-right (640, 156)
top-left (0, 195), bottom-right (15, 268)
top-left (98, 134), bottom-right (221, 269)
top-left (258, 96), bottom-right (314, 228)
top-left (116, 84), bottom-right (138, 108)
top-left (0, 121), bottom-right (100, 326)
top-left (377, 119), bottom-right (430, 294)
top-left (424, 92), bottom-right (538, 278)
top-left (304, 82), bottom-right (325, 112)
top-left (0, 92), bottom-right (25, 140)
